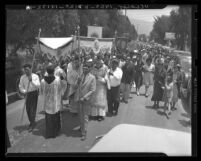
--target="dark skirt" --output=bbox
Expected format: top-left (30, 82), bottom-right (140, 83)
top-left (134, 72), bottom-right (143, 88)
top-left (151, 82), bottom-right (164, 101)
top-left (45, 111), bottom-right (61, 138)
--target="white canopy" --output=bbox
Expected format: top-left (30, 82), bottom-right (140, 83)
top-left (39, 37), bottom-right (73, 49)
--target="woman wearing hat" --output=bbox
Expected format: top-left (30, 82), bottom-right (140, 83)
top-left (134, 55), bottom-right (144, 96)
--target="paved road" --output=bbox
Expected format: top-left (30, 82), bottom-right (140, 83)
top-left (6, 85), bottom-right (191, 153)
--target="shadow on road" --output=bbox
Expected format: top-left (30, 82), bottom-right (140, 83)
top-left (157, 110), bottom-right (169, 120)
top-left (13, 124), bottom-right (29, 134)
top-left (145, 105), bottom-right (164, 111)
top-left (13, 111), bottom-right (82, 139)
top-left (181, 113), bottom-right (190, 119)
top-left (145, 105), bottom-right (156, 110)
top-left (145, 106), bottom-right (169, 119)
top-left (60, 111), bottom-right (81, 138)
top-left (178, 120), bottom-right (191, 127)
top-left (31, 119), bottom-right (46, 138)
top-left (130, 91), bottom-right (136, 94)
top-left (32, 111), bottom-right (81, 138)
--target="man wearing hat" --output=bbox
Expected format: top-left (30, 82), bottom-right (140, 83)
top-left (107, 58), bottom-right (123, 115)
top-left (74, 59), bottom-right (96, 140)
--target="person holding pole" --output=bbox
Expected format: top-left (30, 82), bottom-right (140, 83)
top-left (19, 64), bottom-right (40, 132)
top-left (74, 59), bottom-right (96, 141)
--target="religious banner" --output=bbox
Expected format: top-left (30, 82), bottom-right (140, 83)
top-left (87, 26), bottom-right (103, 38)
top-left (79, 36), bottom-right (114, 55)
top-left (38, 37), bottom-right (77, 61)
top-left (115, 37), bottom-right (128, 52)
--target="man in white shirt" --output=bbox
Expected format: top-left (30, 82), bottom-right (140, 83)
top-left (19, 64), bottom-right (40, 132)
top-left (107, 59), bottom-right (123, 116)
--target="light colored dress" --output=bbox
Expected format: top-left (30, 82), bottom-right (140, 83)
top-left (143, 63), bottom-right (155, 86)
top-left (90, 65), bottom-right (108, 116)
top-left (162, 82), bottom-right (174, 103)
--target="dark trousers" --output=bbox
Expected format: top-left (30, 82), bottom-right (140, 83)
top-left (45, 111), bottom-right (61, 138)
top-left (26, 90), bottom-right (38, 126)
top-left (107, 85), bottom-right (120, 113)
top-left (78, 102), bottom-right (89, 136)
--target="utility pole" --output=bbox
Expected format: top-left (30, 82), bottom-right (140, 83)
top-left (135, 24), bottom-right (139, 41)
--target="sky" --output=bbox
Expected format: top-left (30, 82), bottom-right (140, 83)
top-left (126, 5), bottom-right (179, 22)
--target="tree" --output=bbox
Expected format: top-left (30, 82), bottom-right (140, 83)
top-left (151, 15), bottom-right (171, 45)
top-left (150, 6), bottom-right (191, 50)
top-left (6, 9), bottom-right (138, 56)
top-left (169, 6), bottom-right (191, 50)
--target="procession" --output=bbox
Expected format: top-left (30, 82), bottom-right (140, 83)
top-left (6, 6), bottom-right (193, 155)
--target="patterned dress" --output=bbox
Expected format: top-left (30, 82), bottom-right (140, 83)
top-left (90, 65), bottom-right (108, 116)
top-left (151, 65), bottom-right (166, 101)
top-left (172, 72), bottom-right (179, 103)
top-left (143, 63), bottom-right (155, 86)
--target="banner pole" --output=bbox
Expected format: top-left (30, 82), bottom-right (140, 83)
top-left (20, 29), bottom-right (41, 123)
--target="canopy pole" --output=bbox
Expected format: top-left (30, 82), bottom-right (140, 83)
top-left (21, 29), bottom-right (41, 123)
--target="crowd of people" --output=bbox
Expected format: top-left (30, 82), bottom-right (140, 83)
top-left (17, 42), bottom-right (188, 141)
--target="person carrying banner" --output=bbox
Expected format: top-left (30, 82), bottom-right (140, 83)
top-left (67, 54), bottom-right (83, 115)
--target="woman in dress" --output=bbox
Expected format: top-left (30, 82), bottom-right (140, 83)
top-left (143, 57), bottom-right (155, 97)
top-left (90, 58), bottom-right (108, 121)
top-left (134, 55), bottom-right (144, 96)
top-left (171, 64), bottom-right (181, 111)
top-left (151, 58), bottom-right (166, 108)
top-left (162, 75), bottom-right (174, 116)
